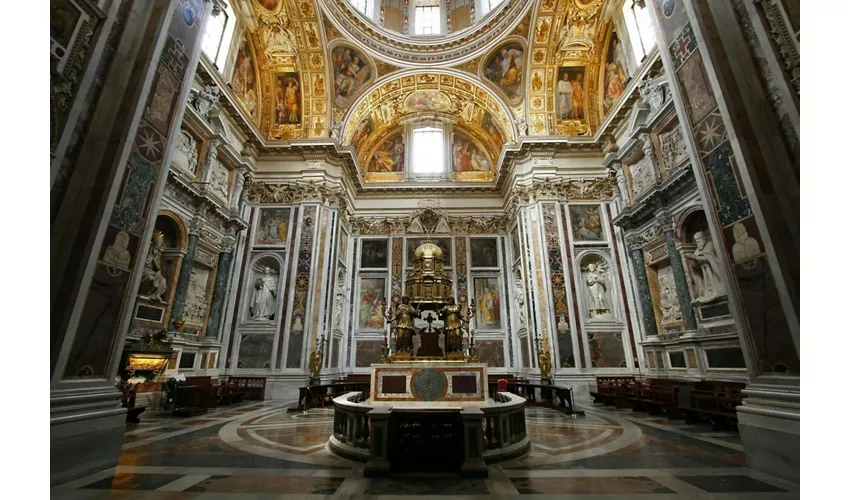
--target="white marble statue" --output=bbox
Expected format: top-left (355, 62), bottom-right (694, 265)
top-left (250, 267), bottom-right (278, 320)
top-left (684, 231), bottom-right (725, 301)
top-left (658, 266), bottom-right (683, 324)
top-left (583, 261), bottom-right (611, 318)
top-left (731, 223), bottom-right (761, 263)
top-left (139, 233), bottom-right (168, 302)
top-left (193, 84), bottom-right (220, 117)
top-left (514, 275), bottom-right (527, 326)
top-left (103, 230), bottom-right (132, 270)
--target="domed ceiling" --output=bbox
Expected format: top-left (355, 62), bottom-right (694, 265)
top-left (232, 0), bottom-right (632, 186)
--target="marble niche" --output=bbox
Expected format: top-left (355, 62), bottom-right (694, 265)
top-left (679, 212), bottom-right (728, 319)
top-left (579, 254), bottom-right (615, 321)
top-left (245, 256), bottom-right (282, 323)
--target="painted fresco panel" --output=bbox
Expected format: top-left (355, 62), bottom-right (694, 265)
top-left (361, 239), bottom-right (389, 268)
top-left (568, 205), bottom-right (605, 242)
top-left (274, 72), bottom-right (302, 125)
top-left (469, 238), bottom-right (499, 268)
top-left (255, 208), bottom-right (291, 246)
top-left (474, 277), bottom-right (501, 330)
top-left (358, 277), bottom-right (386, 330)
top-left (483, 43), bottom-right (524, 103)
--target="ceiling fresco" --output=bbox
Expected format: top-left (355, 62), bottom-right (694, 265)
top-left (232, 0), bottom-right (631, 184)
top-left (340, 70), bottom-right (515, 182)
top-left (236, 0), bottom-right (330, 140)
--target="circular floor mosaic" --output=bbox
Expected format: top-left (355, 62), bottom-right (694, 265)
top-left (218, 404), bottom-right (641, 467)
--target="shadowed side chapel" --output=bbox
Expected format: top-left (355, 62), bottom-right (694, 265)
top-left (50, 0), bottom-right (800, 497)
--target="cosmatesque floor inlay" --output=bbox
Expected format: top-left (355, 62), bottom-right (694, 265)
top-left (52, 402), bottom-right (798, 498)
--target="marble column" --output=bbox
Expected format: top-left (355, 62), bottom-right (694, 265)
top-left (627, 239), bottom-right (658, 337)
top-left (50, 0), bottom-right (214, 486)
top-left (205, 237), bottom-right (235, 340)
top-left (665, 230), bottom-right (697, 330)
top-left (647, 0), bottom-right (799, 480)
top-left (169, 219), bottom-right (201, 327)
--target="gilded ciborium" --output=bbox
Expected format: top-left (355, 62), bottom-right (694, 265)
top-left (384, 239), bottom-right (475, 362)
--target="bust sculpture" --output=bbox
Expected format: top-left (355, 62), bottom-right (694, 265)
top-left (731, 223), bottom-right (761, 263)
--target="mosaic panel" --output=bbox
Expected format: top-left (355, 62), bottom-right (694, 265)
top-left (391, 237), bottom-right (403, 299)
top-left (286, 206), bottom-right (317, 368)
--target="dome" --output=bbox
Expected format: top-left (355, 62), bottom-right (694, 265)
top-left (415, 241), bottom-right (443, 260)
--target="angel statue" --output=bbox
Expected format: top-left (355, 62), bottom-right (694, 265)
top-left (583, 261), bottom-right (612, 318)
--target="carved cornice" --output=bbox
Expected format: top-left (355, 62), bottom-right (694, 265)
top-left (164, 171), bottom-right (248, 235)
top-left (612, 166), bottom-right (697, 231)
top-left (243, 178), bottom-right (350, 215)
top-left (349, 207), bottom-right (511, 236)
top-left (509, 175), bottom-right (617, 204)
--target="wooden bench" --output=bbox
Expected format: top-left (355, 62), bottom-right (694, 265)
top-left (678, 382), bottom-right (745, 429)
top-left (590, 376), bottom-right (637, 409)
top-left (629, 379), bottom-right (679, 417)
top-left (217, 385), bottom-right (247, 406)
top-left (226, 376), bottom-right (266, 401)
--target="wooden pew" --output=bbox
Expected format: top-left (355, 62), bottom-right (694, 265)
top-left (226, 376), bottom-right (266, 401)
top-left (589, 376), bottom-right (637, 409)
top-left (678, 381), bottom-right (745, 428)
top-left (629, 378), bottom-right (679, 417)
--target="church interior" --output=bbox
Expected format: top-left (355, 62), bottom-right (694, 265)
top-left (49, 0), bottom-right (802, 497)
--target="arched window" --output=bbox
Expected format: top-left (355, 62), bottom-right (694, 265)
top-left (201, 2), bottom-right (237, 71)
top-left (481, 0), bottom-right (505, 16)
top-left (622, 0), bottom-right (657, 64)
top-left (414, 0), bottom-right (441, 35)
top-left (411, 127), bottom-right (445, 175)
top-left (349, 0), bottom-right (368, 15)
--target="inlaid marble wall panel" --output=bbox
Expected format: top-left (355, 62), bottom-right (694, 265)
top-left (651, 0), bottom-right (798, 374)
top-left (61, 1), bottom-right (209, 378)
top-left (588, 332), bottom-right (627, 368)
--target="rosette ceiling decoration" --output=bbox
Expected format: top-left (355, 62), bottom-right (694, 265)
top-left (235, 0), bottom-right (618, 183)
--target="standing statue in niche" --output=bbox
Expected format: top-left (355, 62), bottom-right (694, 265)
top-left (251, 267), bottom-right (278, 320)
top-left (514, 275), bottom-right (527, 327)
top-left (583, 261), bottom-right (611, 318)
top-left (387, 296), bottom-right (417, 354)
top-left (139, 233), bottom-right (168, 302)
top-left (684, 231), bottom-right (725, 301)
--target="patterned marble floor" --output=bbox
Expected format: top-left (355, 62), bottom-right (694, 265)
top-left (52, 401), bottom-right (799, 499)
